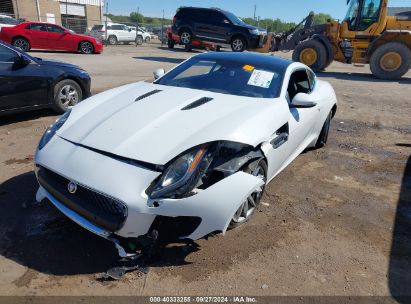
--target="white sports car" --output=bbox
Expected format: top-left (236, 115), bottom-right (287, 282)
top-left (35, 52), bottom-right (337, 257)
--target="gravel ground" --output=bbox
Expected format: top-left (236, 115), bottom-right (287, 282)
top-left (0, 43), bottom-right (410, 299)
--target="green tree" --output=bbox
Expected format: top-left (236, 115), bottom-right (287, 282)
top-left (313, 13), bottom-right (333, 25)
top-left (130, 11), bottom-right (144, 23)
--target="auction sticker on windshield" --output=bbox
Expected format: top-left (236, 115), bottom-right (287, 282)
top-left (247, 70), bottom-right (276, 88)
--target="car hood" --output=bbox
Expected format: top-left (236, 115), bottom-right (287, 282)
top-left (57, 82), bottom-right (288, 165)
top-left (36, 58), bottom-right (83, 70)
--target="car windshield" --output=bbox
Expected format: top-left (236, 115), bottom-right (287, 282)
top-left (223, 11), bottom-right (245, 25)
top-left (155, 58), bottom-right (283, 98)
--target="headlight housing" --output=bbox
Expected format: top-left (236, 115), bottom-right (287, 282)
top-left (147, 144), bottom-right (214, 199)
top-left (249, 29), bottom-right (260, 35)
top-left (38, 110), bottom-right (71, 150)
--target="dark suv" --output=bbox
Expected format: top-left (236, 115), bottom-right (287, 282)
top-left (171, 7), bottom-right (267, 52)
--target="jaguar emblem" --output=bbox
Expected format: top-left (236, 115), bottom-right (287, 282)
top-left (67, 181), bottom-right (77, 194)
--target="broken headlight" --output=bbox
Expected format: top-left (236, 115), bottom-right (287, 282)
top-left (147, 144), bottom-right (214, 199)
top-left (38, 110), bottom-right (71, 150)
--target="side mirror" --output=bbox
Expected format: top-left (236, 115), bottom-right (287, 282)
top-left (291, 93), bottom-right (317, 108)
top-left (13, 54), bottom-right (31, 69)
top-left (153, 68), bottom-right (165, 80)
top-left (222, 19), bottom-right (230, 24)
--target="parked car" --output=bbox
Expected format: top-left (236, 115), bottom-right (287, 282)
top-left (128, 26), bottom-right (151, 44)
top-left (0, 14), bottom-right (18, 31)
top-left (0, 41), bottom-right (91, 116)
top-left (172, 7), bottom-right (267, 52)
top-left (90, 23), bottom-right (149, 45)
top-left (34, 52), bottom-right (337, 257)
top-left (0, 22), bottom-right (103, 54)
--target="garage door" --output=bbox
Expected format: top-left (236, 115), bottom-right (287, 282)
top-left (60, 3), bottom-right (86, 17)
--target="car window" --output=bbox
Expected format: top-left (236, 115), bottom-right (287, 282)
top-left (287, 70), bottom-right (311, 101)
top-left (27, 23), bottom-right (47, 31)
top-left (111, 25), bottom-right (123, 30)
top-left (210, 12), bottom-right (226, 24)
top-left (47, 24), bottom-right (65, 33)
top-left (156, 58), bottom-right (283, 98)
top-left (193, 10), bottom-right (209, 23)
top-left (91, 24), bottom-right (104, 31)
top-left (0, 44), bottom-right (19, 63)
top-left (0, 16), bottom-right (18, 25)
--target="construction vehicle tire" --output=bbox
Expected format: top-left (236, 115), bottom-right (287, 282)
top-left (293, 39), bottom-right (327, 72)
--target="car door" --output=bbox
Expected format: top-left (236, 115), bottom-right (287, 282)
top-left (193, 10), bottom-right (217, 41)
top-left (286, 69), bottom-right (321, 154)
top-left (123, 25), bottom-right (135, 41)
top-left (0, 44), bottom-right (49, 112)
top-left (24, 23), bottom-right (49, 49)
top-left (46, 24), bottom-right (71, 50)
top-left (206, 11), bottom-right (231, 42)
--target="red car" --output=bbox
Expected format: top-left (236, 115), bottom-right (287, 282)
top-left (0, 22), bottom-right (103, 54)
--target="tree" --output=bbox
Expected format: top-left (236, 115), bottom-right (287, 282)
top-left (313, 13), bottom-right (333, 25)
top-left (130, 11), bottom-right (144, 23)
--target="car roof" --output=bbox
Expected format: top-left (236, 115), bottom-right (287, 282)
top-left (194, 52), bottom-right (293, 72)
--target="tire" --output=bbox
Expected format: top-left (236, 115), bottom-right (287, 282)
top-left (231, 36), bottom-right (246, 52)
top-left (370, 42), bottom-right (411, 80)
top-left (145, 36), bottom-right (151, 43)
top-left (107, 35), bottom-right (117, 45)
top-left (315, 111), bottom-right (332, 149)
top-left (135, 35), bottom-right (143, 45)
top-left (167, 39), bottom-right (175, 49)
top-left (292, 39), bottom-right (327, 72)
top-left (229, 159), bottom-right (267, 228)
top-left (52, 79), bottom-right (83, 114)
top-left (79, 41), bottom-right (94, 54)
top-left (185, 44), bottom-right (193, 52)
top-left (179, 29), bottom-right (192, 45)
top-left (12, 37), bottom-right (30, 52)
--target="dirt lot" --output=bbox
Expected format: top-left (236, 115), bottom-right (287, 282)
top-left (0, 44), bottom-right (410, 299)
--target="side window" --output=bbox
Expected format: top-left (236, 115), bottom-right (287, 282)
top-left (121, 25), bottom-right (128, 31)
top-left (358, 0), bottom-right (382, 30)
top-left (211, 12), bottom-right (226, 24)
top-left (47, 25), bottom-right (65, 33)
top-left (28, 24), bottom-right (47, 31)
top-left (0, 45), bottom-right (19, 63)
top-left (287, 70), bottom-right (311, 102)
top-left (111, 25), bottom-right (121, 30)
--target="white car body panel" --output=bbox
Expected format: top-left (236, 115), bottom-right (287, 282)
top-left (35, 54), bottom-right (337, 254)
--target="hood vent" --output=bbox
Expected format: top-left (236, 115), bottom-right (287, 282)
top-left (181, 97), bottom-right (214, 110)
top-left (135, 89), bottom-right (162, 102)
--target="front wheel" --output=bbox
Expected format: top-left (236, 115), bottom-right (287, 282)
top-left (315, 111), bottom-right (332, 149)
top-left (79, 41), bottom-right (94, 54)
top-left (229, 159), bottom-right (267, 228)
top-left (370, 42), bottom-right (411, 80)
top-left (145, 36), bottom-right (151, 43)
top-left (107, 35), bottom-right (117, 45)
top-left (12, 37), bottom-right (30, 52)
top-left (292, 39), bottom-right (327, 72)
top-left (231, 36), bottom-right (246, 52)
top-left (52, 79), bottom-right (83, 114)
top-left (135, 35), bottom-right (143, 45)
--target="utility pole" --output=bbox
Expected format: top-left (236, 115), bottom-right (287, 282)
top-left (161, 9), bottom-right (164, 45)
top-left (65, 0), bottom-right (68, 28)
top-left (253, 5), bottom-right (256, 25)
top-left (105, 1), bottom-right (108, 45)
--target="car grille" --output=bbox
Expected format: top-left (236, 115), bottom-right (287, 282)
top-left (37, 166), bottom-right (127, 232)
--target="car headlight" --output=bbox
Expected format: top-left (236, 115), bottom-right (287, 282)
top-left (147, 144), bottom-right (214, 199)
top-left (249, 29), bottom-right (260, 35)
top-left (38, 110), bottom-right (71, 150)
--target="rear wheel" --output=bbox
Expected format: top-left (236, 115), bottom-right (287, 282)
top-left (12, 37), bottom-right (30, 52)
top-left (53, 79), bottom-right (83, 114)
top-left (79, 41), bottom-right (94, 54)
top-left (370, 42), bottom-right (411, 80)
top-left (145, 36), bottom-right (151, 43)
top-left (180, 29), bottom-right (192, 45)
top-left (108, 35), bottom-right (117, 45)
top-left (293, 39), bottom-right (327, 72)
top-left (231, 36), bottom-right (246, 52)
top-left (229, 159), bottom-right (267, 228)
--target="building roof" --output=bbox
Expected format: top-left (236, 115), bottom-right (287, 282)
top-left (388, 7), bottom-right (411, 16)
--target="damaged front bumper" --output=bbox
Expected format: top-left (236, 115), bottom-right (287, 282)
top-left (35, 136), bottom-right (263, 255)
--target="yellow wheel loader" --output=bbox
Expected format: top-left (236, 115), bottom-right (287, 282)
top-left (258, 0), bottom-right (411, 80)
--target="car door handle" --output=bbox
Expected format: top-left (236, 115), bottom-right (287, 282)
top-left (271, 132), bottom-right (288, 149)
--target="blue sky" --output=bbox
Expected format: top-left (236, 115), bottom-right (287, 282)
top-left (107, 0), bottom-right (411, 21)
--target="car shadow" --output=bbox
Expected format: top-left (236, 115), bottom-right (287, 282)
top-left (133, 56), bottom-right (186, 64)
top-left (0, 171), bottom-right (197, 276)
top-left (318, 71), bottom-right (411, 84)
top-left (388, 153), bottom-right (411, 301)
top-left (0, 109), bottom-right (56, 127)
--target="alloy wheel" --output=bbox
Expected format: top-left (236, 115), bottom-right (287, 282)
top-left (13, 39), bottom-right (29, 52)
top-left (232, 39), bottom-right (244, 52)
top-left (58, 85), bottom-right (79, 108)
top-left (80, 42), bottom-right (93, 54)
top-left (180, 32), bottom-right (191, 44)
